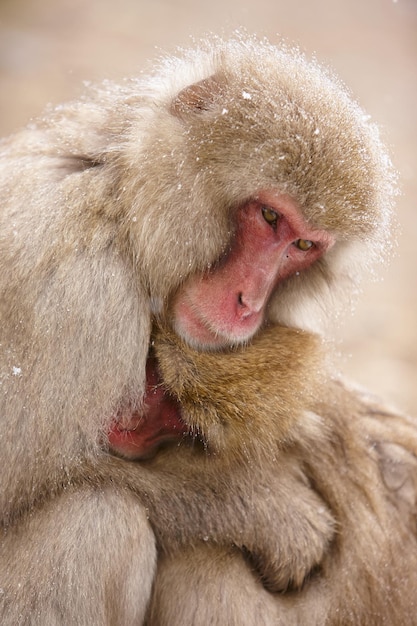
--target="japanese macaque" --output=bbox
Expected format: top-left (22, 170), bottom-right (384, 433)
top-left (0, 34), bottom-right (413, 626)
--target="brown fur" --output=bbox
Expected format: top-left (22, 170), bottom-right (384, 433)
top-left (0, 35), bottom-right (407, 625)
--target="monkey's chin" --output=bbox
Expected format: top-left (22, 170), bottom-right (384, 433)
top-left (173, 319), bottom-right (260, 351)
top-left (172, 309), bottom-right (262, 351)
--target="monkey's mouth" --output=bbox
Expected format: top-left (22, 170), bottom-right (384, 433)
top-left (107, 355), bottom-right (190, 460)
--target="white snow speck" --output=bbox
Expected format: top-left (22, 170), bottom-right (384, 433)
top-left (12, 366), bottom-right (22, 377)
top-left (221, 108), bottom-right (229, 115)
top-left (242, 91), bottom-right (252, 100)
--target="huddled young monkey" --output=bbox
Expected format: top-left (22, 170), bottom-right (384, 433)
top-left (1, 35), bottom-right (416, 626)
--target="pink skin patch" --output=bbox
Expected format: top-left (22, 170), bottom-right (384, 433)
top-left (172, 192), bottom-right (334, 349)
top-left (108, 356), bottom-right (189, 460)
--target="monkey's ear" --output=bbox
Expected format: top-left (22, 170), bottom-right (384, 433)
top-left (170, 75), bottom-right (224, 118)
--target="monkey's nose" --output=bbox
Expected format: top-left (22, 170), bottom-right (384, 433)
top-left (237, 292), bottom-right (264, 320)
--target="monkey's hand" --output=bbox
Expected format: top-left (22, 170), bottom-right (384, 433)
top-left (236, 471), bottom-right (336, 593)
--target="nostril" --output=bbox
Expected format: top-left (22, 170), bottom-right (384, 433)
top-left (237, 293), bottom-right (255, 321)
top-left (236, 291), bottom-right (266, 318)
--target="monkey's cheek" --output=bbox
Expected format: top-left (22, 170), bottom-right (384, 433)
top-left (107, 362), bottom-right (189, 461)
top-left (107, 404), bottom-right (189, 461)
top-left (107, 427), bottom-right (153, 460)
top-left (107, 424), bottom-right (186, 460)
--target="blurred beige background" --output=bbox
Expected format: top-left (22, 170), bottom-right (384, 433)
top-left (1, 0), bottom-right (416, 413)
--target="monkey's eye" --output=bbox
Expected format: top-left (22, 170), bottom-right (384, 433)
top-left (295, 239), bottom-right (314, 251)
top-left (261, 206), bottom-right (279, 228)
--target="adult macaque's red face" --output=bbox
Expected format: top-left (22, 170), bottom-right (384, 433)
top-left (172, 192), bottom-right (334, 349)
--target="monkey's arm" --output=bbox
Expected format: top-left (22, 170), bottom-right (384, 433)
top-left (0, 123), bottom-right (151, 523)
top-left (92, 445), bottom-right (333, 595)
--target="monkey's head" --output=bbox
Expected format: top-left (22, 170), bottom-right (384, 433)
top-left (115, 35), bottom-right (396, 349)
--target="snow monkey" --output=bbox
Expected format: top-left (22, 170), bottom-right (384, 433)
top-left (2, 35), bottom-right (415, 626)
